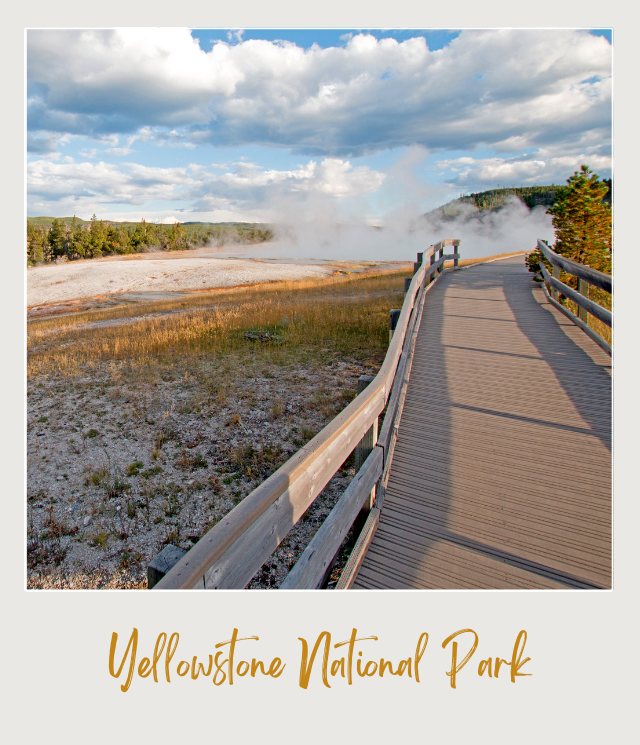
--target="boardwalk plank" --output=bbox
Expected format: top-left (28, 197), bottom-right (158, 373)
top-left (353, 258), bottom-right (611, 589)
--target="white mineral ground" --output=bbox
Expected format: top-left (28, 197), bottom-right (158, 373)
top-left (27, 248), bottom-right (342, 308)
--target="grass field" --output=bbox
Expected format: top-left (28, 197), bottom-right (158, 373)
top-left (27, 266), bottom-right (411, 588)
top-left (28, 267), bottom-right (411, 377)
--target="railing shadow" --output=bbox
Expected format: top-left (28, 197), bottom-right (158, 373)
top-left (502, 262), bottom-right (611, 450)
top-left (357, 258), bottom-right (611, 589)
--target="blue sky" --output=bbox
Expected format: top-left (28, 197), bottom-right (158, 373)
top-left (26, 28), bottom-right (612, 224)
top-left (191, 29), bottom-right (463, 52)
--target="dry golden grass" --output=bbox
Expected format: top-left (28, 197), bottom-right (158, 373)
top-left (28, 265), bottom-right (410, 335)
top-left (28, 268), bottom-right (411, 378)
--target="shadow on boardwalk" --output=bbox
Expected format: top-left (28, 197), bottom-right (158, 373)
top-left (354, 257), bottom-right (611, 590)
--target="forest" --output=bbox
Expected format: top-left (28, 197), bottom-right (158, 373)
top-left (428, 181), bottom-right (612, 220)
top-left (26, 215), bottom-right (274, 266)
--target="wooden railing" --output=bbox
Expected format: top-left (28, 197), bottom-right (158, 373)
top-left (537, 239), bottom-right (612, 355)
top-left (152, 239), bottom-right (460, 589)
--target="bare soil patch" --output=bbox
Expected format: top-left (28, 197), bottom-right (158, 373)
top-left (27, 355), bottom-right (371, 589)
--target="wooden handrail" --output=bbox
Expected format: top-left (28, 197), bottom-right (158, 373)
top-left (538, 263), bottom-right (612, 326)
top-left (280, 446), bottom-right (384, 589)
top-left (536, 239), bottom-right (612, 355)
top-left (283, 245), bottom-right (441, 590)
top-left (153, 238), bottom-right (460, 589)
top-left (537, 240), bottom-right (611, 293)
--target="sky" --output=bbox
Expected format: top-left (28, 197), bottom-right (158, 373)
top-left (26, 28), bottom-right (612, 226)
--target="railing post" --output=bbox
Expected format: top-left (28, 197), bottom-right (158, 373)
top-left (577, 278), bottom-right (589, 323)
top-left (552, 264), bottom-right (561, 301)
top-left (404, 277), bottom-right (412, 294)
top-left (148, 544), bottom-right (186, 588)
top-left (389, 309), bottom-right (401, 343)
top-left (439, 243), bottom-right (445, 276)
top-left (453, 239), bottom-right (460, 268)
top-left (428, 249), bottom-right (436, 285)
top-left (413, 251), bottom-right (423, 275)
top-left (354, 374), bottom-right (378, 514)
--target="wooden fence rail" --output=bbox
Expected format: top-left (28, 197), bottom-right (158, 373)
top-left (537, 239), bottom-right (612, 355)
top-left (152, 238), bottom-right (460, 589)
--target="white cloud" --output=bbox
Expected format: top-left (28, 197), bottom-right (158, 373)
top-left (107, 147), bottom-right (133, 157)
top-left (27, 29), bottom-right (611, 157)
top-left (227, 29), bottom-right (244, 44)
top-left (27, 156), bottom-right (385, 219)
top-left (439, 152), bottom-right (612, 188)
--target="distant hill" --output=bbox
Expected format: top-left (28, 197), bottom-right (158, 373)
top-left (425, 182), bottom-right (612, 221)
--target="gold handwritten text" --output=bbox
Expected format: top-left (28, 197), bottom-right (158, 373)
top-left (107, 627), bottom-right (532, 691)
top-left (442, 629), bottom-right (531, 688)
top-left (298, 628), bottom-right (429, 689)
top-left (108, 627), bottom-right (286, 692)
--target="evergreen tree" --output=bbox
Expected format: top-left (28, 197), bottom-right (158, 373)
top-left (67, 216), bottom-right (89, 259)
top-left (88, 214), bottom-right (108, 258)
top-left (547, 165), bottom-right (612, 273)
top-left (48, 218), bottom-right (68, 260)
top-left (106, 224), bottom-right (131, 254)
top-left (27, 216), bottom-right (273, 263)
top-left (130, 217), bottom-right (150, 251)
top-left (27, 223), bottom-right (50, 265)
top-left (167, 221), bottom-right (187, 251)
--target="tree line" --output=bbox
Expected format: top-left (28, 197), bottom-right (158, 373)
top-left (430, 181), bottom-right (613, 221)
top-left (462, 181), bottom-right (612, 213)
top-left (462, 185), bottom-right (563, 211)
top-left (26, 215), bottom-right (274, 266)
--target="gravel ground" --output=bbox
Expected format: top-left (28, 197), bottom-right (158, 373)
top-left (27, 354), bottom-right (374, 590)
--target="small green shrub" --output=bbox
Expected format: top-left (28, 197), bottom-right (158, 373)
top-left (105, 474), bottom-right (131, 499)
top-left (229, 442), bottom-right (284, 479)
top-left (163, 493), bottom-right (181, 517)
top-left (524, 249), bottom-right (544, 275)
top-left (141, 465), bottom-right (163, 479)
top-left (90, 531), bottom-right (109, 549)
top-left (126, 460), bottom-right (144, 476)
top-left (175, 449), bottom-right (208, 470)
top-left (85, 468), bottom-right (108, 486)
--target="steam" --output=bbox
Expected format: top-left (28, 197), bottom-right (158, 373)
top-left (218, 195), bottom-right (554, 263)
top-left (209, 146), bottom-right (555, 263)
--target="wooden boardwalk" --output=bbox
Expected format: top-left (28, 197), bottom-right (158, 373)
top-left (353, 257), bottom-right (611, 589)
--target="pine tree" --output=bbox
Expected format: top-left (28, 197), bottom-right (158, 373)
top-left (547, 165), bottom-right (611, 273)
top-left (67, 216), bottom-right (88, 259)
top-left (130, 217), bottom-right (150, 251)
top-left (167, 221), bottom-right (186, 251)
top-left (26, 223), bottom-right (50, 265)
top-left (48, 218), bottom-right (68, 260)
top-left (106, 224), bottom-right (131, 254)
top-left (88, 214), bottom-right (107, 258)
